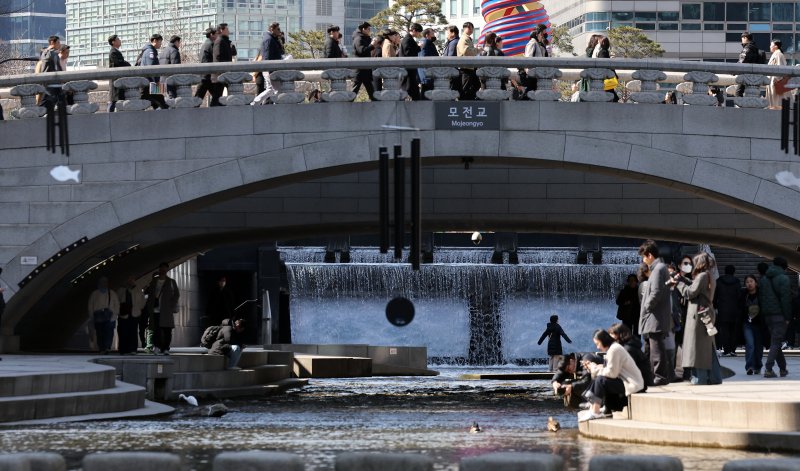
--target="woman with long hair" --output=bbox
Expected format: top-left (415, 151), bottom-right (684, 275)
top-left (672, 252), bottom-right (721, 384)
top-left (742, 274), bottom-right (764, 375)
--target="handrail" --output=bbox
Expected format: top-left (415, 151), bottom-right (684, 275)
top-left (0, 57), bottom-right (798, 88)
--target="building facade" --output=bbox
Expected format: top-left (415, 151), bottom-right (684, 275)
top-left (65, 0), bottom-right (302, 67)
top-left (0, 0), bottom-right (66, 58)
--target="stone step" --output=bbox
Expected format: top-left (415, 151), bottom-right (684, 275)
top-left (171, 378), bottom-right (308, 400)
top-left (171, 365), bottom-right (291, 390)
top-left (630, 383), bottom-right (800, 431)
top-left (293, 354), bottom-right (372, 378)
top-left (0, 381), bottom-right (145, 422)
top-left (0, 364), bottom-right (116, 397)
top-left (579, 415), bottom-right (800, 452)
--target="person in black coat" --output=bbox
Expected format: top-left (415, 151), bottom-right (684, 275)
top-left (211, 23), bottom-right (233, 106)
top-left (261, 22), bottom-right (284, 61)
top-left (736, 32), bottom-right (761, 96)
top-left (616, 274), bottom-right (640, 335)
top-left (398, 23), bottom-right (423, 100)
top-left (163, 35), bottom-right (181, 98)
top-left (324, 25), bottom-right (344, 59)
top-left (351, 22), bottom-right (380, 100)
top-left (107, 34), bottom-right (131, 112)
top-left (538, 315), bottom-right (572, 371)
top-left (195, 27), bottom-right (217, 103)
top-left (714, 265), bottom-right (742, 356)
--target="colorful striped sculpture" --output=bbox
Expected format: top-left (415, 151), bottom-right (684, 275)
top-left (479, 0), bottom-right (551, 56)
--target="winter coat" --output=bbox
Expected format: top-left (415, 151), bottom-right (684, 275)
top-left (596, 46), bottom-right (611, 59)
top-left (714, 274), bottom-right (741, 323)
top-left (117, 285), bottom-right (145, 319)
top-left (87, 289), bottom-right (121, 322)
top-left (621, 336), bottom-right (653, 388)
top-left (144, 276), bottom-right (180, 329)
top-left (352, 30), bottom-right (375, 58)
top-left (209, 318), bottom-right (245, 355)
top-left (537, 322), bottom-right (572, 356)
top-left (140, 43), bottom-right (160, 83)
top-left (615, 285), bottom-right (640, 330)
top-left (588, 342), bottom-right (644, 396)
top-left (420, 38), bottom-right (438, 57)
top-left (758, 265), bottom-right (791, 320)
top-left (324, 37), bottom-right (343, 58)
top-left (739, 42), bottom-right (760, 64)
top-left (524, 39), bottom-right (547, 58)
top-left (456, 35), bottom-right (478, 57)
top-left (382, 40), bottom-right (397, 58)
top-left (164, 44), bottom-right (181, 64)
top-left (444, 37), bottom-right (459, 57)
top-left (109, 47), bottom-right (130, 68)
top-left (399, 34), bottom-right (421, 58)
top-left (481, 46), bottom-right (504, 56)
top-left (638, 259), bottom-right (672, 335)
top-left (213, 35), bottom-right (233, 63)
top-left (40, 47), bottom-right (62, 73)
top-left (261, 31), bottom-right (284, 61)
top-left (200, 38), bottom-right (214, 63)
top-left (677, 271), bottom-right (716, 370)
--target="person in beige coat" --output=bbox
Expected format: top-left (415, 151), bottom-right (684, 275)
top-left (87, 277), bottom-right (120, 354)
top-left (766, 39), bottom-right (790, 110)
top-left (457, 22), bottom-right (479, 100)
top-left (382, 30), bottom-right (399, 58)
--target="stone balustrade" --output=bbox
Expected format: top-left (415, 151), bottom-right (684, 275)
top-left (1, 57), bottom-right (797, 117)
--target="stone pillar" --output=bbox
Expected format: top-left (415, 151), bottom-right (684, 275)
top-left (461, 452), bottom-right (564, 471)
top-left (321, 68), bottom-right (357, 102)
top-left (629, 70), bottom-right (667, 104)
top-left (12, 452), bottom-right (66, 471)
top-left (680, 71), bottom-right (719, 106)
top-left (62, 80), bottom-right (99, 114)
top-left (112, 77), bottom-right (152, 111)
top-left (589, 455), bottom-right (683, 471)
top-left (165, 74), bottom-right (202, 108)
top-left (83, 452), bottom-right (181, 471)
top-left (9, 84), bottom-right (47, 119)
top-left (578, 68), bottom-right (615, 102)
top-left (732, 73), bottom-right (769, 108)
top-left (269, 70), bottom-right (306, 104)
top-left (423, 67), bottom-right (460, 101)
top-left (373, 67), bottom-right (408, 101)
top-left (476, 67), bottom-right (511, 101)
top-left (213, 452), bottom-right (304, 471)
top-left (218, 72), bottom-right (254, 106)
top-left (723, 459), bottom-right (800, 470)
top-left (335, 452), bottom-right (433, 471)
top-left (527, 67), bottom-right (562, 101)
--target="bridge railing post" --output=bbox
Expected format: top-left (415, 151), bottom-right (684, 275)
top-left (165, 74), bottom-right (202, 108)
top-left (629, 70), bottom-right (667, 104)
top-left (62, 80), bottom-right (99, 114)
top-left (373, 67), bottom-right (408, 101)
top-left (477, 67), bottom-right (511, 101)
top-left (112, 77), bottom-right (153, 111)
top-left (9, 84), bottom-right (48, 119)
top-left (423, 67), bottom-right (460, 101)
top-left (578, 68), bottom-right (615, 102)
top-left (321, 68), bottom-right (357, 102)
top-left (528, 67), bottom-right (563, 101)
top-left (269, 70), bottom-right (306, 104)
top-left (681, 71), bottom-right (720, 106)
top-left (733, 73), bottom-right (770, 108)
top-left (217, 72), bottom-right (254, 106)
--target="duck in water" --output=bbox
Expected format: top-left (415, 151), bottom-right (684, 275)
top-left (547, 416), bottom-right (561, 432)
top-left (469, 422), bottom-right (482, 433)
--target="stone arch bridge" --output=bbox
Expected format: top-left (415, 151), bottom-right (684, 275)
top-left (0, 57), bottom-right (799, 351)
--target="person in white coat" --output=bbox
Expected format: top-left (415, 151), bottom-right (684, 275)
top-left (766, 39), bottom-right (790, 110)
top-left (87, 277), bottom-right (120, 354)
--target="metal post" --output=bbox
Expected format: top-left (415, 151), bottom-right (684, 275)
top-left (410, 138), bottom-right (421, 270)
top-left (379, 147), bottom-right (390, 254)
top-left (393, 145), bottom-right (404, 260)
top-left (261, 289), bottom-right (272, 346)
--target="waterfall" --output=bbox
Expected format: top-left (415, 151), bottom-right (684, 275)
top-left (282, 248), bottom-right (640, 365)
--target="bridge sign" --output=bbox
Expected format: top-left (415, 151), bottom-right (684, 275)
top-left (435, 102), bottom-right (500, 130)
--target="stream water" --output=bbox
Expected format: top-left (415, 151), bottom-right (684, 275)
top-left (0, 367), bottom-right (785, 470)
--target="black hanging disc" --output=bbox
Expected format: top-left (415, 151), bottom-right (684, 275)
top-left (386, 297), bottom-right (415, 327)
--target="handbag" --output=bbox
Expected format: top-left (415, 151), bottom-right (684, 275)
top-left (774, 76), bottom-right (791, 96)
top-left (603, 76), bottom-right (619, 91)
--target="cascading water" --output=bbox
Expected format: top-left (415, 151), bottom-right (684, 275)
top-left (283, 248), bottom-right (641, 365)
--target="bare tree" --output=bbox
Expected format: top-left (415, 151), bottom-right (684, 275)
top-left (159, 5), bottom-right (205, 63)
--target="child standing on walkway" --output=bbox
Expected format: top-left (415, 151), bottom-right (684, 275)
top-left (538, 314), bottom-right (573, 371)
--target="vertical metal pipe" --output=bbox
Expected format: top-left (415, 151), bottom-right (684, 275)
top-left (410, 138), bottom-right (421, 271)
top-left (393, 145), bottom-right (404, 260)
top-left (378, 147), bottom-right (389, 253)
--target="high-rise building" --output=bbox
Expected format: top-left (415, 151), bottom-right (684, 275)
top-left (301, 0), bottom-right (387, 41)
top-left (65, 0), bottom-right (302, 67)
top-left (0, 0), bottom-right (67, 58)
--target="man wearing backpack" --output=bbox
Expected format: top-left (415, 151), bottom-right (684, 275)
top-left (736, 32), bottom-right (762, 97)
top-left (759, 257), bottom-right (791, 378)
top-left (208, 318), bottom-right (246, 369)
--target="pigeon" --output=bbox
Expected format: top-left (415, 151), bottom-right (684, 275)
top-left (547, 416), bottom-right (560, 432)
top-left (49, 165), bottom-right (81, 183)
top-left (469, 422), bottom-right (482, 433)
top-left (178, 393), bottom-right (198, 406)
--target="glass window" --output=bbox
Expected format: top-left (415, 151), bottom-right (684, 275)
top-left (725, 3), bottom-right (747, 21)
top-left (658, 23), bottom-right (678, 30)
top-left (752, 33), bottom-right (770, 50)
top-left (703, 2), bottom-right (724, 21)
top-left (748, 23), bottom-right (770, 32)
top-left (682, 3), bottom-right (700, 20)
top-left (725, 33), bottom-right (742, 42)
top-left (636, 22), bottom-right (656, 30)
top-left (449, 0), bottom-right (456, 16)
top-left (611, 11), bottom-right (633, 21)
top-left (635, 11), bottom-right (656, 21)
top-left (748, 3), bottom-right (770, 21)
top-left (586, 22), bottom-right (609, 31)
top-left (586, 12), bottom-right (609, 21)
top-left (461, 0), bottom-right (468, 15)
top-left (771, 32), bottom-right (794, 53)
top-left (772, 3), bottom-right (794, 22)
top-left (773, 24), bottom-right (793, 31)
top-left (611, 21), bottom-right (632, 28)
top-left (658, 11), bottom-right (679, 21)
top-left (727, 23), bottom-right (747, 31)
top-left (704, 23), bottom-right (724, 30)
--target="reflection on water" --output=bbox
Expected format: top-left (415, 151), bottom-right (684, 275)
top-left (0, 368), bottom-right (786, 470)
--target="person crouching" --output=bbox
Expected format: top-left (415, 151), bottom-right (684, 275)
top-left (209, 318), bottom-right (246, 369)
top-left (579, 329), bottom-right (644, 422)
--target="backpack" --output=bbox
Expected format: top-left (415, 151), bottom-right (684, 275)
top-left (200, 325), bottom-right (222, 348)
top-left (134, 47), bottom-right (145, 66)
